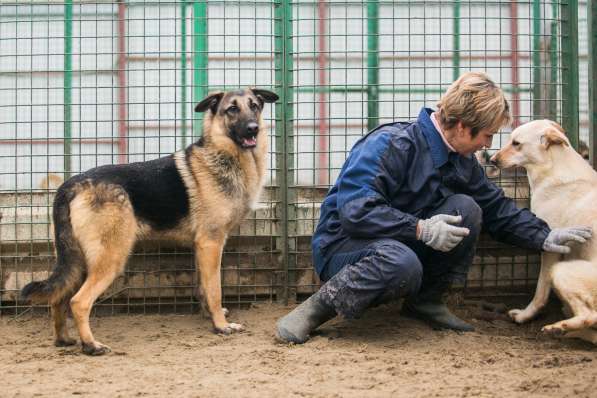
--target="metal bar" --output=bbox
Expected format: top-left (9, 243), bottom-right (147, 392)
top-left (317, 0), bottom-right (328, 186)
top-left (453, 0), bottom-right (460, 81)
top-left (560, 0), bottom-right (579, 149)
top-left (117, 1), bottom-right (128, 164)
top-left (548, 2), bottom-right (559, 120)
top-left (366, 0), bottom-right (379, 130)
top-left (531, 0), bottom-right (542, 118)
top-left (589, 0), bottom-right (597, 167)
top-left (63, 0), bottom-right (72, 179)
top-left (509, 2), bottom-right (520, 127)
top-left (181, 0), bottom-right (188, 148)
top-left (274, 0), bottom-right (293, 303)
top-left (192, 0), bottom-right (208, 138)
top-left (124, 53), bottom-right (537, 63)
top-left (291, 85), bottom-right (532, 94)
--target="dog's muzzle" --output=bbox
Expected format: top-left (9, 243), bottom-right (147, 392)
top-left (241, 122), bottom-right (259, 148)
top-left (241, 135), bottom-right (257, 148)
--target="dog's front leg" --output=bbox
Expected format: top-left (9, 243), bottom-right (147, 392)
top-left (195, 232), bottom-right (243, 334)
top-left (509, 251), bottom-right (559, 324)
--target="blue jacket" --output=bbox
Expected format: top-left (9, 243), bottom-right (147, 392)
top-left (311, 107), bottom-right (550, 276)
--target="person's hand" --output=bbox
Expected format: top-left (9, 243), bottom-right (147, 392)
top-left (418, 214), bottom-right (470, 252)
top-left (542, 226), bottom-right (592, 254)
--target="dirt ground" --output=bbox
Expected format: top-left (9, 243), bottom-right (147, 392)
top-left (1, 300), bottom-right (596, 398)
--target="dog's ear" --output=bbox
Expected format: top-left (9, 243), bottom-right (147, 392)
top-left (195, 92), bottom-right (224, 113)
top-left (547, 120), bottom-right (565, 133)
top-left (250, 88), bottom-right (279, 107)
top-left (540, 127), bottom-right (570, 149)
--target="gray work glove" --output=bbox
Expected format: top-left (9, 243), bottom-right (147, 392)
top-left (418, 214), bottom-right (470, 252)
top-left (542, 226), bottom-right (593, 254)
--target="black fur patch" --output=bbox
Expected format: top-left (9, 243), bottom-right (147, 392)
top-left (77, 156), bottom-right (190, 230)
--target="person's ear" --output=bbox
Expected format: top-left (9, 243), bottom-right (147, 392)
top-left (456, 121), bottom-right (465, 136)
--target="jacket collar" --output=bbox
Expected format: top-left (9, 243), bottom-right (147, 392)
top-left (418, 107), bottom-right (449, 168)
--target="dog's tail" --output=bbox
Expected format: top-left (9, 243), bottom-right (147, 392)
top-left (21, 184), bottom-right (86, 304)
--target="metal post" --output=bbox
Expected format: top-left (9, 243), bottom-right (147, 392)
top-left (63, 0), bottom-right (72, 179)
top-left (181, 0), bottom-right (188, 148)
top-left (366, 0), bottom-right (379, 131)
top-left (548, 2), bottom-right (559, 120)
top-left (192, 0), bottom-right (208, 138)
top-left (275, 0), bottom-right (294, 303)
top-left (510, 2), bottom-right (520, 127)
top-left (532, 0), bottom-right (542, 118)
top-left (317, 0), bottom-right (328, 186)
top-left (560, 0), bottom-right (579, 149)
top-left (589, 0), bottom-right (597, 166)
top-left (452, 0), bottom-right (460, 81)
top-left (117, 1), bottom-right (128, 164)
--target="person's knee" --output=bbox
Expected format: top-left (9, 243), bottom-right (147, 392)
top-left (451, 194), bottom-right (482, 235)
top-left (373, 241), bottom-right (422, 295)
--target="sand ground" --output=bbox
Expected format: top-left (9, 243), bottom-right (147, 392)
top-left (1, 300), bottom-right (596, 398)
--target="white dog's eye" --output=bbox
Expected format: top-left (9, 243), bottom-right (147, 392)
top-left (512, 140), bottom-right (521, 147)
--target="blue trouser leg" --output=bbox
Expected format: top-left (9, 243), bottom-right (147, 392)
top-left (411, 194), bottom-right (482, 300)
top-left (315, 238), bottom-right (423, 319)
top-left (313, 194), bottom-right (482, 318)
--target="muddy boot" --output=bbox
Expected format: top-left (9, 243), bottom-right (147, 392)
top-left (402, 286), bottom-right (474, 332)
top-left (276, 290), bottom-right (337, 344)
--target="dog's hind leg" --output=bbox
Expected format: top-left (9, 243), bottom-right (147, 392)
top-left (509, 252), bottom-right (559, 324)
top-left (69, 185), bottom-right (137, 355)
top-left (195, 230), bottom-right (243, 335)
top-left (70, 262), bottom-right (129, 355)
top-left (542, 260), bottom-right (597, 335)
top-left (52, 298), bottom-right (76, 347)
top-left (542, 302), bottom-right (597, 334)
top-left (564, 329), bottom-right (597, 345)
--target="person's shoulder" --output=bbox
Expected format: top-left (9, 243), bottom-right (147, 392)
top-left (368, 122), bottom-right (416, 148)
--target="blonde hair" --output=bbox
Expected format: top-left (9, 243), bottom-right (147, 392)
top-left (437, 71), bottom-right (512, 137)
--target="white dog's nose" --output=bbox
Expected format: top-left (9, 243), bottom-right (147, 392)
top-left (489, 154), bottom-right (499, 166)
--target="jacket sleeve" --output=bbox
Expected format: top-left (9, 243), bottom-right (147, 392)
top-left (467, 162), bottom-right (550, 250)
top-left (336, 132), bottom-right (419, 240)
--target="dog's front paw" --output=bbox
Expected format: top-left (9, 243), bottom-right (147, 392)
top-left (508, 309), bottom-right (531, 324)
top-left (214, 322), bottom-right (244, 335)
top-left (82, 341), bottom-right (112, 356)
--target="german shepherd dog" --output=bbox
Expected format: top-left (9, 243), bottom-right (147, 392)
top-left (21, 88), bottom-right (278, 355)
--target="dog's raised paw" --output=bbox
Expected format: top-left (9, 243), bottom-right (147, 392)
top-left (82, 342), bottom-right (112, 356)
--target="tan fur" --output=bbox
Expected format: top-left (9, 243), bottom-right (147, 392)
top-left (542, 127), bottom-right (570, 149)
top-left (68, 183), bottom-right (138, 353)
top-left (491, 120), bottom-right (597, 344)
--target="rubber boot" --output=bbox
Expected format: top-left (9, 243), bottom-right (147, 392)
top-left (276, 290), bottom-right (337, 344)
top-left (402, 289), bottom-right (474, 332)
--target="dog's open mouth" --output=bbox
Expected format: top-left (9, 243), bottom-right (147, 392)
top-left (241, 135), bottom-right (257, 148)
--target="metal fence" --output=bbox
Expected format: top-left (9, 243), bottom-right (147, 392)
top-left (0, 0), bottom-right (594, 314)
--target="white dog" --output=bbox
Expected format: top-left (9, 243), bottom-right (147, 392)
top-left (491, 120), bottom-right (597, 344)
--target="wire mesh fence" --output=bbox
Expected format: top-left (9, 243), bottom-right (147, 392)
top-left (0, 0), bottom-right (592, 315)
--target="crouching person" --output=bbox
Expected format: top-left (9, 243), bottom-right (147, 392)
top-left (276, 72), bottom-right (592, 344)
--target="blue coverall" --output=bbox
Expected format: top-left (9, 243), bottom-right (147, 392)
top-left (311, 107), bottom-right (551, 318)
